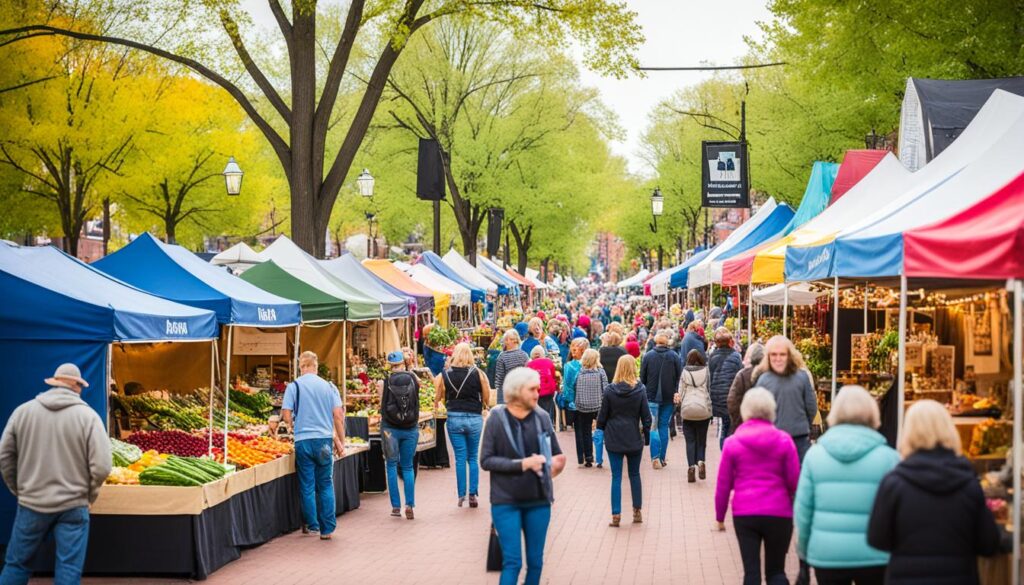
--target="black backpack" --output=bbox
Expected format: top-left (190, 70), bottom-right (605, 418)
top-left (383, 371), bottom-right (419, 428)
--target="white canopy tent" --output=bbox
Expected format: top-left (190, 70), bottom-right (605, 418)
top-left (441, 250), bottom-right (498, 293)
top-left (404, 264), bottom-right (471, 307)
top-left (524, 268), bottom-right (549, 289)
top-left (752, 282), bottom-right (826, 306)
top-left (210, 242), bottom-right (261, 274)
top-left (687, 198), bottom-right (779, 289)
top-left (616, 269), bottom-right (650, 289)
top-left (564, 276), bottom-right (578, 291)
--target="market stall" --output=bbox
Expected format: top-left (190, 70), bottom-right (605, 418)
top-left (210, 241), bottom-right (261, 274)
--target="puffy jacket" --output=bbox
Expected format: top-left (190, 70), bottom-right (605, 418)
top-left (679, 331), bottom-right (707, 362)
top-left (708, 347), bottom-right (743, 418)
top-left (727, 365), bottom-right (756, 430)
top-left (596, 382), bottom-right (651, 454)
top-left (599, 345), bottom-right (629, 382)
top-left (678, 366), bottom-right (712, 421)
top-left (867, 447), bottom-right (1002, 585)
top-left (794, 424), bottom-right (900, 568)
top-left (560, 359), bottom-right (581, 410)
top-left (715, 419), bottom-right (800, 523)
top-left (639, 345), bottom-right (682, 405)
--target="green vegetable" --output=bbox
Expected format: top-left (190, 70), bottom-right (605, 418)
top-left (110, 438), bottom-right (142, 467)
top-left (139, 466), bottom-right (202, 487)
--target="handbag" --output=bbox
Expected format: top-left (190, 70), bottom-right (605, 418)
top-left (486, 524), bottom-right (503, 571)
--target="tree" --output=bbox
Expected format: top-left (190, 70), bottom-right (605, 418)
top-left (1, 0), bottom-right (642, 256)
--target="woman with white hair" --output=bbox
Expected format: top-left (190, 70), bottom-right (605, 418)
top-left (794, 386), bottom-right (900, 584)
top-left (715, 388), bottom-right (800, 585)
top-left (481, 367), bottom-right (567, 585)
top-left (494, 329), bottom-right (530, 405)
top-left (867, 400), bottom-right (1001, 585)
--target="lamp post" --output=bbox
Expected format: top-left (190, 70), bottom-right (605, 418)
top-left (357, 168), bottom-right (375, 197)
top-left (222, 157), bottom-right (243, 196)
top-left (358, 169), bottom-right (375, 258)
top-left (365, 212), bottom-right (377, 258)
top-left (649, 187), bottom-right (663, 233)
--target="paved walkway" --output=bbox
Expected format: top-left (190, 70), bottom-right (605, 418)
top-left (47, 420), bottom-right (802, 584)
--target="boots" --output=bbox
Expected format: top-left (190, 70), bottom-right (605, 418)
top-left (698, 461), bottom-right (706, 480)
top-left (687, 466), bottom-right (696, 483)
top-left (609, 514), bottom-right (621, 527)
top-left (632, 508), bottom-right (643, 523)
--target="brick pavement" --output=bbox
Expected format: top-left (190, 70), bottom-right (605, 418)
top-left (39, 420), bottom-right (802, 585)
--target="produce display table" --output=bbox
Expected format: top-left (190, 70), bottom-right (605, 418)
top-left (417, 415), bottom-right (449, 468)
top-left (9, 451), bottom-right (364, 580)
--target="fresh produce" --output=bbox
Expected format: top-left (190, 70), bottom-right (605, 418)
top-left (126, 430), bottom-right (209, 458)
top-left (228, 388), bottom-right (273, 418)
top-left (138, 456), bottom-right (228, 486)
top-left (106, 467), bottom-right (140, 485)
top-left (127, 450), bottom-right (169, 472)
top-left (110, 438), bottom-right (143, 467)
top-left (212, 437), bottom-right (277, 469)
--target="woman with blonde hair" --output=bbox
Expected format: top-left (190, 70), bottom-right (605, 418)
top-left (434, 343), bottom-right (491, 508)
top-left (753, 335), bottom-right (817, 460)
top-left (794, 386), bottom-right (899, 584)
top-left (867, 400), bottom-right (1001, 585)
top-left (522, 317), bottom-right (559, 360)
top-left (597, 354), bottom-right (652, 526)
top-left (571, 349), bottom-right (607, 467)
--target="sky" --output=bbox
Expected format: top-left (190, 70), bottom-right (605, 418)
top-left (246, 0), bottom-right (774, 176)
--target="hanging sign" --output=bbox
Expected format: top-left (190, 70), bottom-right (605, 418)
top-left (232, 328), bottom-right (288, 356)
top-left (701, 141), bottom-right (750, 208)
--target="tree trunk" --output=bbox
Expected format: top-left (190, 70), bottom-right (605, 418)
top-left (289, 8), bottom-right (321, 256)
top-left (509, 221), bottom-right (531, 274)
top-left (166, 220), bottom-right (177, 245)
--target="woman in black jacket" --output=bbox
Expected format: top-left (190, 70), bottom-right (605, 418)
top-left (597, 354), bottom-right (652, 527)
top-left (599, 331), bottom-right (629, 382)
top-left (867, 400), bottom-right (1001, 585)
top-left (707, 328), bottom-right (743, 448)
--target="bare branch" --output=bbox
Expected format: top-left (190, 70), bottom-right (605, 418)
top-left (220, 10), bottom-right (292, 123)
top-left (268, 0), bottom-right (293, 50)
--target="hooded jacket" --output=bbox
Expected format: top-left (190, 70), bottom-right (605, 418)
top-left (708, 347), bottom-right (743, 418)
top-left (794, 424), bottom-right (900, 568)
top-left (679, 331), bottom-right (707, 363)
top-left (596, 382), bottom-right (652, 454)
top-left (715, 419), bottom-right (800, 523)
top-left (0, 387), bottom-right (112, 513)
top-left (639, 345), bottom-right (682, 405)
top-left (867, 448), bottom-right (1001, 585)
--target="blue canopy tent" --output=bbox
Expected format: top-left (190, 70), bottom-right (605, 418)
top-left (0, 243), bottom-right (218, 544)
top-left (667, 248), bottom-right (717, 290)
top-left (475, 254), bottom-right (521, 296)
top-left (93, 233), bottom-right (301, 326)
top-left (417, 251), bottom-right (486, 303)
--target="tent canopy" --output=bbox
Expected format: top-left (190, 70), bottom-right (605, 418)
top-left (717, 203), bottom-right (799, 286)
top-left (687, 198), bottom-right (781, 289)
top-left (899, 77), bottom-right (1024, 171)
top-left (94, 233), bottom-right (300, 326)
top-left (646, 248), bottom-right (714, 295)
top-left (475, 254), bottom-right (523, 293)
top-left (503, 267), bottom-right (535, 289)
top-left (417, 251), bottom-right (486, 302)
top-left (524, 268), bottom-right (549, 289)
top-left (319, 255), bottom-right (411, 319)
top-left (210, 242), bottom-right (261, 273)
top-left (617, 269), bottom-right (650, 289)
top-left (405, 264), bottom-right (471, 307)
top-left (753, 282), bottom-right (826, 306)
top-left (829, 150), bottom-right (888, 205)
top-left (258, 236), bottom-right (381, 320)
top-left (362, 259), bottom-right (443, 313)
top-left (905, 171), bottom-right (1024, 279)
top-left (239, 260), bottom-right (348, 322)
top-left (441, 250), bottom-right (504, 294)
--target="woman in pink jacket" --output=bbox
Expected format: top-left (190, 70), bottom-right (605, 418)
top-left (715, 388), bottom-right (800, 585)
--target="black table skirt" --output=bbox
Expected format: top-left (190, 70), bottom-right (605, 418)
top-left (418, 416), bottom-right (449, 468)
top-left (6, 455), bottom-right (363, 580)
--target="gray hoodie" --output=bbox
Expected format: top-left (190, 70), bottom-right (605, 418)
top-left (0, 387), bottom-right (111, 513)
top-left (754, 369), bottom-right (818, 438)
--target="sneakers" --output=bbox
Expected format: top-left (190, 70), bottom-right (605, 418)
top-left (652, 458), bottom-right (663, 470)
top-left (302, 525), bottom-right (320, 535)
top-left (609, 514), bottom-right (621, 528)
top-left (687, 466), bottom-right (696, 483)
top-left (468, 494), bottom-right (479, 508)
top-left (632, 508), bottom-right (643, 523)
top-left (390, 508), bottom-right (401, 517)
top-left (698, 461), bottom-right (706, 480)
top-left (584, 461), bottom-right (593, 468)
top-left (405, 506), bottom-right (415, 520)
top-left (596, 463), bottom-right (603, 469)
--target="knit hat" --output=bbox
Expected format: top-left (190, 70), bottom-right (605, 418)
top-left (577, 315), bottom-right (591, 329)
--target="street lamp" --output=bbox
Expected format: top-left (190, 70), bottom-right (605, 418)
top-left (222, 157), bottom-right (243, 196)
top-left (365, 212), bottom-right (377, 258)
top-left (649, 187), bottom-right (663, 233)
top-left (357, 168), bottom-right (375, 197)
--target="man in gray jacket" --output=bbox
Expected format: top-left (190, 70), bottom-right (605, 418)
top-left (0, 363), bottom-right (111, 584)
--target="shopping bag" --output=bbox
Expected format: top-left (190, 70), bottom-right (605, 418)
top-left (486, 524), bottom-right (503, 572)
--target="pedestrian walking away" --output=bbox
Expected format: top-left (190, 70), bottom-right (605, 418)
top-left (526, 346), bottom-right (558, 425)
top-left (571, 349), bottom-right (607, 467)
top-left (434, 343), bottom-right (491, 508)
top-left (707, 328), bottom-right (743, 448)
top-left (715, 389), bottom-right (800, 585)
top-left (381, 350), bottom-right (421, 520)
top-left (281, 351), bottom-right (346, 540)
top-left (0, 363), bottom-right (111, 585)
top-left (795, 386), bottom-right (899, 585)
top-left (677, 349), bottom-right (712, 483)
top-left (639, 332), bottom-right (682, 469)
top-left (597, 354), bottom-right (651, 527)
top-left (727, 343), bottom-right (764, 434)
top-left (494, 330), bottom-right (530, 405)
top-left (480, 367), bottom-right (567, 585)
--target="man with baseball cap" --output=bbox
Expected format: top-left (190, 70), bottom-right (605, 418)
top-left (0, 363), bottom-right (111, 584)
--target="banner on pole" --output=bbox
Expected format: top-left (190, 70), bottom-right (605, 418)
top-left (701, 141), bottom-right (750, 208)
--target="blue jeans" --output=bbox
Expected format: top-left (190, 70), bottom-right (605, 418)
top-left (719, 416), bottom-right (732, 450)
top-left (593, 429), bottom-right (605, 465)
top-left (382, 425), bottom-right (419, 509)
top-left (608, 450), bottom-right (643, 515)
top-left (0, 505), bottom-right (89, 585)
top-left (492, 503), bottom-right (551, 585)
top-left (295, 438), bottom-right (336, 535)
top-left (648, 402), bottom-right (675, 462)
top-left (446, 412), bottom-right (483, 498)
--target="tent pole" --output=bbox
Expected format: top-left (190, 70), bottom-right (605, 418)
top-left (224, 325), bottom-right (233, 464)
top-left (342, 322), bottom-right (348, 406)
top-left (748, 284), bottom-right (754, 344)
top-left (831, 276), bottom-right (839, 404)
top-left (1011, 278), bottom-right (1022, 585)
top-left (897, 275), bottom-right (908, 441)
top-left (293, 324), bottom-right (302, 379)
top-left (106, 344), bottom-right (113, 433)
top-left (864, 282), bottom-right (869, 333)
top-left (209, 341), bottom-right (216, 457)
top-left (783, 283), bottom-right (789, 337)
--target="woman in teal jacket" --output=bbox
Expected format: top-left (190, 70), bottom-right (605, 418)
top-left (794, 385), bottom-right (900, 585)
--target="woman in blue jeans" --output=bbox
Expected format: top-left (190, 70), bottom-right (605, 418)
top-left (481, 367), bottom-right (567, 585)
top-left (597, 355), bottom-right (652, 526)
top-left (381, 351), bottom-right (421, 519)
top-left (434, 343), bottom-right (491, 507)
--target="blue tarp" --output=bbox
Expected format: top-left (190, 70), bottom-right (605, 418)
top-left (417, 251), bottom-right (486, 303)
top-left (93, 233), bottom-right (301, 326)
top-left (320, 255), bottom-right (413, 319)
top-left (710, 204), bottom-right (796, 263)
top-left (668, 248), bottom-right (716, 289)
top-left (0, 243), bottom-right (218, 544)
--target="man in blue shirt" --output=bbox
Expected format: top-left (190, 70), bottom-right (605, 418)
top-left (282, 351), bottom-right (346, 540)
